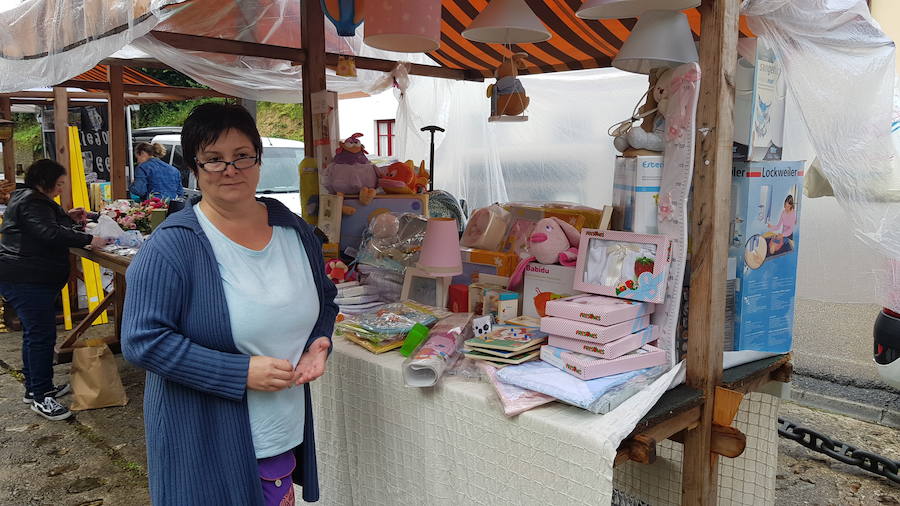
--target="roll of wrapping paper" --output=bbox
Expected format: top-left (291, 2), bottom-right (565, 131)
top-left (402, 313), bottom-right (474, 387)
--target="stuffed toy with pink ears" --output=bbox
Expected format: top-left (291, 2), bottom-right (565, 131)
top-left (508, 217), bottom-right (581, 289)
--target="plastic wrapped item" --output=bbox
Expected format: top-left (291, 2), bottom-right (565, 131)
top-left (402, 313), bottom-right (473, 387)
top-left (445, 356), bottom-right (484, 381)
top-left (477, 361), bottom-right (555, 416)
top-left (356, 264), bottom-right (405, 302)
top-left (335, 301), bottom-right (450, 342)
top-left (496, 360), bottom-right (668, 414)
top-left (356, 213), bottom-right (428, 273)
top-left (115, 230), bottom-right (144, 248)
top-left (460, 205), bottom-right (512, 251)
top-left (88, 215), bottom-right (125, 240)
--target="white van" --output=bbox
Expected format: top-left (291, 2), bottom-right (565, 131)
top-left (150, 133), bottom-right (306, 215)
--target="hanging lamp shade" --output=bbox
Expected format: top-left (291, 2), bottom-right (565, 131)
top-left (576, 0), bottom-right (700, 19)
top-left (364, 0), bottom-right (441, 53)
top-left (612, 10), bottom-right (698, 74)
top-left (462, 0), bottom-right (550, 44)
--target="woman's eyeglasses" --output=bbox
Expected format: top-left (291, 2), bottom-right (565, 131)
top-left (195, 156), bottom-right (259, 173)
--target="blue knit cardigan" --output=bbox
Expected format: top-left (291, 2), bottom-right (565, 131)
top-left (122, 197), bottom-right (338, 505)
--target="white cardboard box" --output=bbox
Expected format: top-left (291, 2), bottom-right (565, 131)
top-left (522, 263), bottom-right (578, 318)
top-left (613, 155), bottom-right (663, 234)
top-left (733, 37), bottom-right (786, 161)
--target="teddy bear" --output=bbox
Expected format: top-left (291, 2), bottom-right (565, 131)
top-left (487, 53), bottom-right (530, 117)
top-left (613, 67), bottom-right (675, 153)
top-left (507, 217), bottom-right (581, 290)
top-left (320, 133), bottom-right (379, 212)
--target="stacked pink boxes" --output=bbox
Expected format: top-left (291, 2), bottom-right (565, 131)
top-left (539, 294), bottom-right (667, 380)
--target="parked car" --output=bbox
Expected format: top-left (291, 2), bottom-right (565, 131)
top-left (149, 133), bottom-right (305, 216)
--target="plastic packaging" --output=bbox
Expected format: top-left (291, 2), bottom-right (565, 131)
top-left (402, 313), bottom-right (474, 387)
top-left (496, 360), bottom-right (668, 414)
top-left (477, 361), bottom-right (555, 416)
top-left (334, 301), bottom-right (450, 345)
top-left (356, 213), bottom-right (428, 273)
top-left (460, 205), bottom-right (512, 251)
top-left (89, 215), bottom-right (125, 240)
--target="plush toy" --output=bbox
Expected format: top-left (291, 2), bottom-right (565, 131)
top-left (378, 160), bottom-right (429, 194)
top-left (321, 133), bottom-right (379, 208)
top-left (325, 258), bottom-right (356, 284)
top-left (507, 217), bottom-right (581, 289)
top-left (487, 53), bottom-right (530, 117)
top-left (613, 68), bottom-right (675, 153)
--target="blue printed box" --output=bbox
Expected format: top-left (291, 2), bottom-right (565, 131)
top-left (727, 160), bottom-right (804, 353)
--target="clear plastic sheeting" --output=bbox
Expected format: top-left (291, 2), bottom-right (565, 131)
top-left (396, 68), bottom-right (649, 212)
top-left (742, 0), bottom-right (900, 310)
top-left (0, 0), bottom-right (180, 92)
top-left (132, 1), bottom-right (437, 102)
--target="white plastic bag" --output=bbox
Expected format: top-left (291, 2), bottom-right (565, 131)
top-left (90, 215), bottom-right (124, 240)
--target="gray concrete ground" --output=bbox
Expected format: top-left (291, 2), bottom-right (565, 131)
top-left (1, 322), bottom-right (899, 505)
top-left (792, 299), bottom-right (884, 388)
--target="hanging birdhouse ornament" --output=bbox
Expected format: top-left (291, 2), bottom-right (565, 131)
top-left (322, 0), bottom-right (365, 37)
top-left (487, 53), bottom-right (530, 122)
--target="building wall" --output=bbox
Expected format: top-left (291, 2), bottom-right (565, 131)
top-left (337, 90), bottom-right (398, 155)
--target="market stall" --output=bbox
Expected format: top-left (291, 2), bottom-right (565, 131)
top-left (0, 1), bottom-right (895, 505)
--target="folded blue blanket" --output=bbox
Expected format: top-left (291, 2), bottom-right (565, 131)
top-left (496, 359), bottom-right (668, 414)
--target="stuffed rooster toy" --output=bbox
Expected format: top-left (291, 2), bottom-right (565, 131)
top-left (321, 133), bottom-right (379, 211)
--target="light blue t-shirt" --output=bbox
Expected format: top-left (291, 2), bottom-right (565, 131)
top-left (195, 204), bottom-right (320, 458)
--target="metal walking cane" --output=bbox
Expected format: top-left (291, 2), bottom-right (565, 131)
top-left (420, 125), bottom-right (444, 192)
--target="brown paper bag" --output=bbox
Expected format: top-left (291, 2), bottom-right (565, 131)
top-left (70, 343), bottom-right (128, 411)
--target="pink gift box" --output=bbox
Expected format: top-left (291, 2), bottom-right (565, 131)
top-left (540, 344), bottom-right (667, 380)
top-left (548, 325), bottom-right (658, 360)
top-left (573, 229), bottom-right (671, 304)
top-left (540, 314), bottom-right (650, 344)
top-left (545, 294), bottom-right (654, 326)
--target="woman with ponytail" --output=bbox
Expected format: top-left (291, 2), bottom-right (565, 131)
top-left (129, 142), bottom-right (184, 201)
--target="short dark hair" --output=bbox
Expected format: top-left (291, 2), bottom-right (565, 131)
top-left (181, 103), bottom-right (263, 175)
top-left (24, 159), bottom-right (66, 193)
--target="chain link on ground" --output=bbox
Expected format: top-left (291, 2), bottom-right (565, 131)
top-left (779, 417), bottom-right (900, 484)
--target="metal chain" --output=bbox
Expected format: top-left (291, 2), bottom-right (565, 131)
top-left (778, 418), bottom-right (900, 484)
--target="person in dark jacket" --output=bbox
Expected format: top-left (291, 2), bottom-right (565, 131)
top-left (122, 103), bottom-right (338, 506)
top-left (0, 159), bottom-right (108, 421)
top-left (129, 142), bottom-right (184, 201)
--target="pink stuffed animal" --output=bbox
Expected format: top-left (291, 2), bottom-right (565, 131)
top-left (508, 217), bottom-right (581, 289)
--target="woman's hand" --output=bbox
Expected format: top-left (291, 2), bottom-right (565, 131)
top-left (293, 337), bottom-right (330, 385)
top-left (68, 207), bottom-right (88, 225)
top-left (89, 236), bottom-right (112, 250)
top-left (247, 356), bottom-right (296, 391)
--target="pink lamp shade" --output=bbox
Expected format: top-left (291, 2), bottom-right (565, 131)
top-left (363, 0), bottom-right (442, 53)
top-left (417, 218), bottom-right (463, 277)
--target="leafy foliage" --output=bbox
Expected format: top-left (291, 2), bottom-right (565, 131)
top-left (12, 113), bottom-right (43, 157)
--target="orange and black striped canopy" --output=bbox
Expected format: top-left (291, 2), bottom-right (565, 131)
top-left (429, 1), bottom-right (754, 76)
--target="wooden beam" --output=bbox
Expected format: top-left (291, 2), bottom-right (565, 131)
top-left (682, 0), bottom-right (740, 504)
top-left (108, 65), bottom-right (127, 200)
top-left (59, 80), bottom-right (234, 99)
top-left (10, 99), bottom-right (113, 108)
top-left (100, 56), bottom-right (172, 70)
top-left (615, 406), bottom-right (702, 466)
top-left (301, 0), bottom-right (326, 149)
top-left (672, 424), bottom-right (747, 459)
top-left (150, 31), bottom-right (306, 64)
top-left (0, 97), bottom-right (14, 182)
top-left (2, 91), bottom-right (109, 100)
top-left (319, 53), bottom-right (484, 82)
top-left (52, 87), bottom-right (72, 210)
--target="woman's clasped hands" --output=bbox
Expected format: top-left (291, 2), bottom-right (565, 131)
top-left (247, 337), bottom-right (330, 391)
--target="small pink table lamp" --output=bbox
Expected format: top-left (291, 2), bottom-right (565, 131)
top-left (417, 218), bottom-right (463, 277)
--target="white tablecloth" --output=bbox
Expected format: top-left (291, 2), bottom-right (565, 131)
top-left (311, 337), bottom-right (682, 506)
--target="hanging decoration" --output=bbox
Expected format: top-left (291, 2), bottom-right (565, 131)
top-left (322, 0), bottom-right (365, 37)
top-left (364, 0), bottom-right (441, 53)
top-left (487, 52), bottom-right (530, 122)
top-left (576, 0), bottom-right (699, 20)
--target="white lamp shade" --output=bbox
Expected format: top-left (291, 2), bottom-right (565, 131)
top-left (364, 0), bottom-right (442, 53)
top-left (462, 0), bottom-right (551, 44)
top-left (576, 0), bottom-right (700, 20)
top-left (612, 10), bottom-right (698, 74)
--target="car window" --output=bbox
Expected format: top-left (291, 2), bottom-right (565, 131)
top-left (257, 147), bottom-right (305, 193)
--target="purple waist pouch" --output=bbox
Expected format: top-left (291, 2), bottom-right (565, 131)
top-left (258, 450), bottom-right (296, 506)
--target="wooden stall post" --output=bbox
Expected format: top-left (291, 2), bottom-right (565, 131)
top-left (107, 65), bottom-right (128, 341)
top-left (681, 0), bottom-right (740, 504)
top-left (52, 87), bottom-right (73, 210)
top-left (0, 96), bottom-right (15, 182)
top-left (301, 0), bottom-right (327, 149)
top-left (107, 65), bottom-right (127, 200)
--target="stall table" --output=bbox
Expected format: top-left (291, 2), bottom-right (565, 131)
top-left (56, 247), bottom-right (131, 363)
top-left (311, 337), bottom-right (790, 506)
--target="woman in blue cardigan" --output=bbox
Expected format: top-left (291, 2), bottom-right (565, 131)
top-left (122, 103), bottom-right (338, 505)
